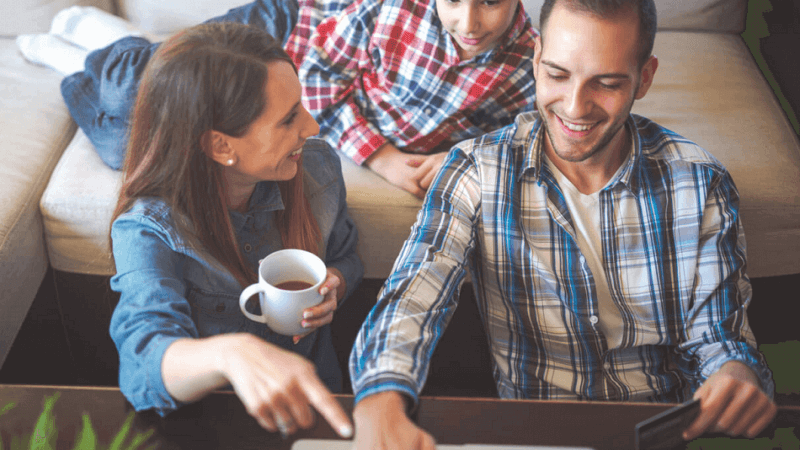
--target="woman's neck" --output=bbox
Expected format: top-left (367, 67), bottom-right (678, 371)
top-left (227, 181), bottom-right (256, 213)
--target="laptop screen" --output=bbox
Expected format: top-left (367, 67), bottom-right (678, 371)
top-left (291, 440), bottom-right (596, 450)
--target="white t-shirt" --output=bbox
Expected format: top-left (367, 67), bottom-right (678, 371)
top-left (543, 154), bottom-right (626, 349)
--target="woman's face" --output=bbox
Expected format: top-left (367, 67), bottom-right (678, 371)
top-left (224, 61), bottom-right (320, 184)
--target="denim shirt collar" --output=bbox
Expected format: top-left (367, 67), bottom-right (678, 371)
top-left (229, 181), bottom-right (285, 234)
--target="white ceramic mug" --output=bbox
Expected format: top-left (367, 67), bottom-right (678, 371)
top-left (239, 249), bottom-right (327, 336)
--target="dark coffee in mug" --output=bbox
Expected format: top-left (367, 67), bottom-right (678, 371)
top-left (274, 280), bottom-right (314, 291)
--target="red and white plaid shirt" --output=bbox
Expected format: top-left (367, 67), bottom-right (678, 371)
top-left (285, 0), bottom-right (539, 165)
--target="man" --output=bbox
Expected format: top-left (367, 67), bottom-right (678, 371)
top-left (348, 0), bottom-right (777, 448)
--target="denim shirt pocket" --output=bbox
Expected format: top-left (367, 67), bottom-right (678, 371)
top-left (187, 288), bottom-right (246, 337)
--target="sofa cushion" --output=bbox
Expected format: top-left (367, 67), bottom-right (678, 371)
top-left (0, 0), bottom-right (114, 36)
top-left (115, 0), bottom-right (246, 37)
top-left (39, 30), bottom-right (800, 281)
top-left (40, 130), bottom-right (118, 276)
top-left (632, 31), bottom-right (800, 278)
top-left (520, 0), bottom-right (748, 33)
top-left (0, 38), bottom-right (77, 366)
top-left (38, 129), bottom-right (420, 279)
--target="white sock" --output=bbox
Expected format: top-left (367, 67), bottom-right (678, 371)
top-left (50, 6), bottom-right (146, 51)
top-left (16, 34), bottom-right (89, 76)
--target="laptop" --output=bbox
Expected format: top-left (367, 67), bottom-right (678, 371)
top-left (291, 440), bottom-right (596, 449)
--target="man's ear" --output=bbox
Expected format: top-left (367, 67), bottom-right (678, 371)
top-left (634, 54), bottom-right (659, 100)
top-left (532, 35), bottom-right (542, 78)
top-left (203, 130), bottom-right (236, 166)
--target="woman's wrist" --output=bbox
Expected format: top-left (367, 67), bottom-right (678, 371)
top-left (162, 335), bottom-right (234, 402)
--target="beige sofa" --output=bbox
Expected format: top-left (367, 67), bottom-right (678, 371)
top-left (2, 0), bottom-right (799, 375)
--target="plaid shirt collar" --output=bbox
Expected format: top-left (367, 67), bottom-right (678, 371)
top-left (518, 113), bottom-right (644, 197)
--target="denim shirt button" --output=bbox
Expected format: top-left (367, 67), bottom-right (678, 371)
top-left (244, 243), bottom-right (252, 253)
top-left (215, 303), bottom-right (225, 313)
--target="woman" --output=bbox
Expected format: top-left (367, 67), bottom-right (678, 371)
top-left (108, 21), bottom-right (361, 438)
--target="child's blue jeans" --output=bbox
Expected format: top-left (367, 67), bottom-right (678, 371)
top-left (60, 0), bottom-right (299, 170)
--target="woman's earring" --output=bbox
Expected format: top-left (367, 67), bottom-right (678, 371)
top-left (226, 157), bottom-right (236, 166)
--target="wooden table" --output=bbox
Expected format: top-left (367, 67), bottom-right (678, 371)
top-left (1, 385), bottom-right (797, 449)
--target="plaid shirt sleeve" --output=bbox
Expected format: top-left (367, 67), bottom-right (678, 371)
top-left (294, 0), bottom-right (388, 164)
top-left (677, 168), bottom-right (775, 396)
top-left (349, 145), bottom-right (482, 405)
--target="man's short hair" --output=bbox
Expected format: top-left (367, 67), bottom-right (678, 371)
top-left (539, 0), bottom-right (657, 67)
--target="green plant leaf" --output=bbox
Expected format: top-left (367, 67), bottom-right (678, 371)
top-left (106, 412), bottom-right (134, 450)
top-left (1, 402), bottom-right (16, 417)
top-left (121, 426), bottom-right (154, 450)
top-left (29, 393), bottom-right (59, 450)
top-left (72, 414), bottom-right (97, 450)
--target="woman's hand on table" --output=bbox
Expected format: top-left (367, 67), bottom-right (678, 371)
top-left (351, 391), bottom-right (436, 450)
top-left (220, 333), bottom-right (353, 438)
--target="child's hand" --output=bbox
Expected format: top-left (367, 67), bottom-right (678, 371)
top-left (409, 151), bottom-right (446, 192)
top-left (366, 143), bottom-right (445, 198)
top-left (293, 269), bottom-right (341, 344)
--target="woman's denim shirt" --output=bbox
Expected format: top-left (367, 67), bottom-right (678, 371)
top-left (109, 139), bottom-right (363, 416)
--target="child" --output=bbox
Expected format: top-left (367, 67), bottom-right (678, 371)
top-left (52, 0), bottom-right (537, 197)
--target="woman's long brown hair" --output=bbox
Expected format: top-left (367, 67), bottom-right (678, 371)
top-left (112, 22), bottom-right (321, 287)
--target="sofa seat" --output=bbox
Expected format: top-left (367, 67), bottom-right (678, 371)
top-left (39, 130), bottom-right (118, 276)
top-left (633, 31), bottom-right (800, 278)
top-left (40, 30), bottom-right (800, 282)
top-left (39, 129), bottom-right (423, 280)
top-left (0, 38), bottom-right (77, 366)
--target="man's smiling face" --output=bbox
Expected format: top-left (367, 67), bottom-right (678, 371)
top-left (533, 2), bottom-right (657, 164)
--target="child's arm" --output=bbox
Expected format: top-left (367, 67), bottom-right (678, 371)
top-left (292, 0), bottom-right (386, 163)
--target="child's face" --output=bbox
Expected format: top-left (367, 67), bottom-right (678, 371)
top-left (436, 0), bottom-right (518, 60)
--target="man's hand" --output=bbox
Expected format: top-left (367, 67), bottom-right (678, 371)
top-left (351, 391), bottom-right (437, 450)
top-left (365, 143), bottom-right (446, 199)
top-left (683, 361), bottom-right (776, 441)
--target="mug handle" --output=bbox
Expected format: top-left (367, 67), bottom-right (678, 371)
top-left (239, 284), bottom-right (268, 323)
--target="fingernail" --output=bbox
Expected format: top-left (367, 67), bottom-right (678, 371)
top-left (320, 287), bottom-right (329, 295)
top-left (301, 321), bottom-right (310, 328)
top-left (276, 419), bottom-right (290, 440)
top-left (293, 336), bottom-right (300, 344)
top-left (339, 425), bottom-right (353, 438)
top-left (303, 311), bottom-right (312, 319)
